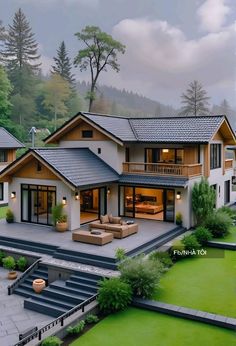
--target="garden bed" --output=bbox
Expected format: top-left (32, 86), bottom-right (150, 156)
top-left (154, 249), bottom-right (235, 318)
top-left (214, 226), bottom-right (236, 243)
top-left (69, 308), bottom-right (236, 346)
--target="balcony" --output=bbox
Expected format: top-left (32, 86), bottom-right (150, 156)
top-left (224, 159), bottom-right (233, 171)
top-left (123, 162), bottom-right (203, 178)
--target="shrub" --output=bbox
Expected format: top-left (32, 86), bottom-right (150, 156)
top-left (41, 336), bottom-right (62, 346)
top-left (85, 314), bottom-right (99, 324)
top-left (17, 256), bottom-right (28, 271)
top-left (205, 211), bottom-right (232, 238)
top-left (66, 320), bottom-right (85, 335)
top-left (218, 206), bottom-right (235, 218)
top-left (194, 226), bottom-right (212, 245)
top-left (0, 250), bottom-right (6, 265)
top-left (6, 209), bottom-right (14, 223)
top-left (192, 178), bottom-right (216, 225)
top-left (52, 204), bottom-right (63, 225)
top-left (98, 277), bottom-right (132, 314)
top-left (169, 240), bottom-right (185, 261)
top-left (175, 212), bottom-right (183, 226)
top-left (182, 234), bottom-right (200, 251)
top-left (2, 256), bottom-right (15, 271)
top-left (149, 251), bottom-right (173, 268)
top-left (115, 247), bottom-right (126, 261)
top-left (119, 254), bottom-right (163, 298)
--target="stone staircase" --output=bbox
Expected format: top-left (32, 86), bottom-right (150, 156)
top-left (14, 267), bottom-right (103, 317)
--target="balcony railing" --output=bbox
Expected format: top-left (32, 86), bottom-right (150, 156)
top-left (123, 162), bottom-right (203, 177)
top-left (225, 159), bottom-right (233, 170)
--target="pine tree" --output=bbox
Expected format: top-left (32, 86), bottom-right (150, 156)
top-left (4, 8), bottom-right (41, 71)
top-left (0, 20), bottom-right (6, 61)
top-left (52, 41), bottom-right (75, 88)
top-left (179, 80), bottom-right (210, 116)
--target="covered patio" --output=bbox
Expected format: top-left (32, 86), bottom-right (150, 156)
top-left (0, 218), bottom-right (177, 258)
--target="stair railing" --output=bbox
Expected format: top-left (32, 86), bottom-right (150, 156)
top-left (14, 293), bottom-right (98, 346)
top-left (8, 258), bottom-right (41, 295)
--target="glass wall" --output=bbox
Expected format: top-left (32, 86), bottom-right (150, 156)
top-left (120, 186), bottom-right (175, 222)
top-left (80, 187), bottom-right (107, 224)
top-left (21, 184), bottom-right (56, 225)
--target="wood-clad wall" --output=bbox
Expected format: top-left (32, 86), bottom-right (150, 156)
top-left (60, 121), bottom-right (109, 141)
top-left (13, 157), bottom-right (59, 180)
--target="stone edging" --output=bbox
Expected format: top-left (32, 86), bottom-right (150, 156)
top-left (132, 298), bottom-right (236, 330)
top-left (207, 241), bottom-right (236, 250)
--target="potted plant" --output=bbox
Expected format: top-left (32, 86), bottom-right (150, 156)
top-left (6, 209), bottom-right (14, 223)
top-left (175, 212), bottom-right (183, 226)
top-left (52, 204), bottom-right (68, 232)
top-left (3, 256), bottom-right (17, 280)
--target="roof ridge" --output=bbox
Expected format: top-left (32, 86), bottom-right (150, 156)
top-left (128, 118), bottom-right (139, 140)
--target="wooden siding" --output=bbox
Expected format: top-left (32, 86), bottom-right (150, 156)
top-left (184, 147), bottom-right (198, 164)
top-left (13, 157), bottom-right (59, 180)
top-left (203, 144), bottom-right (210, 177)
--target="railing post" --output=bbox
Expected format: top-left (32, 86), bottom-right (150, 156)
top-left (38, 330), bottom-right (42, 341)
top-left (61, 317), bottom-right (64, 327)
top-left (8, 286), bottom-right (11, 295)
top-left (82, 305), bottom-right (85, 313)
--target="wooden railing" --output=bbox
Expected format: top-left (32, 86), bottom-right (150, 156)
top-left (224, 159), bottom-right (233, 170)
top-left (122, 162), bottom-right (203, 177)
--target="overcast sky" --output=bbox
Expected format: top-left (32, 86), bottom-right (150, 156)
top-left (1, 0), bottom-right (235, 107)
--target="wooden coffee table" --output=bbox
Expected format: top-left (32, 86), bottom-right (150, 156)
top-left (72, 230), bottom-right (113, 245)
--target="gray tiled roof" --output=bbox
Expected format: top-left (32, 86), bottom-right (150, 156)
top-left (119, 174), bottom-right (188, 187)
top-left (0, 128), bottom-right (24, 148)
top-left (83, 113), bottom-right (136, 141)
top-left (82, 113), bottom-right (225, 143)
top-left (34, 148), bottom-right (119, 188)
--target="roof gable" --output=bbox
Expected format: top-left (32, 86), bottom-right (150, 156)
top-left (0, 128), bottom-right (24, 148)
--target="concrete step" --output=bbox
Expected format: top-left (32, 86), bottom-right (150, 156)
top-left (66, 280), bottom-right (97, 293)
top-left (49, 281), bottom-right (93, 299)
top-left (24, 298), bottom-right (67, 318)
top-left (69, 275), bottom-right (100, 286)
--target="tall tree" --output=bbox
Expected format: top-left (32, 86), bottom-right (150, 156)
top-left (91, 93), bottom-right (111, 114)
top-left (0, 66), bottom-right (12, 116)
top-left (74, 26), bottom-right (125, 111)
top-left (179, 80), bottom-right (210, 116)
top-left (4, 8), bottom-right (41, 71)
top-left (0, 20), bottom-right (6, 61)
top-left (43, 73), bottom-right (71, 130)
top-left (52, 41), bottom-right (75, 88)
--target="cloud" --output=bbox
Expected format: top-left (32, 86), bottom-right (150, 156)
top-left (197, 0), bottom-right (231, 32)
top-left (111, 17), bottom-right (236, 105)
top-left (19, 0), bottom-right (99, 7)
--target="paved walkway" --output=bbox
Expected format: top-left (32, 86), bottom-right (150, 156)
top-left (0, 268), bottom-right (52, 346)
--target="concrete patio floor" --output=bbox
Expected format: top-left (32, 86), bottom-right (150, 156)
top-left (0, 219), bottom-right (175, 258)
top-left (0, 267), bottom-right (52, 346)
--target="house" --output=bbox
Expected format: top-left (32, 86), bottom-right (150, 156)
top-left (0, 113), bottom-right (235, 230)
top-left (0, 128), bottom-right (24, 206)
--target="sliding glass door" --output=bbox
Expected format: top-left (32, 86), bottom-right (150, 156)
top-left (21, 184), bottom-right (56, 225)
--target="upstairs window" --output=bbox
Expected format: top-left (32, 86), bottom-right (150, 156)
top-left (210, 144), bottom-right (221, 169)
top-left (82, 130), bottom-right (93, 138)
top-left (0, 150), bottom-right (7, 162)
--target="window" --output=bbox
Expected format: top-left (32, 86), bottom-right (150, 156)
top-left (98, 148), bottom-right (101, 154)
top-left (82, 130), bottom-right (93, 138)
top-left (224, 180), bottom-right (230, 204)
top-left (37, 162), bottom-right (42, 172)
top-left (0, 183), bottom-right (3, 201)
top-left (125, 148), bottom-right (130, 162)
top-left (210, 144), bottom-right (221, 169)
top-left (0, 150), bottom-right (7, 162)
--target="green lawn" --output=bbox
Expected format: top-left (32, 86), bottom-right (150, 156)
top-left (70, 308), bottom-right (236, 346)
top-left (154, 249), bottom-right (236, 317)
top-left (0, 206), bottom-right (7, 219)
top-left (214, 226), bottom-right (236, 243)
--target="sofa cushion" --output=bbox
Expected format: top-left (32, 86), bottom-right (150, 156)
top-left (111, 216), bottom-right (122, 224)
top-left (100, 214), bottom-right (109, 224)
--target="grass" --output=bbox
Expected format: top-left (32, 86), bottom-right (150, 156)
top-left (214, 226), bottom-right (236, 243)
top-left (154, 249), bottom-right (236, 317)
top-left (70, 308), bottom-right (236, 346)
top-left (0, 206), bottom-right (7, 219)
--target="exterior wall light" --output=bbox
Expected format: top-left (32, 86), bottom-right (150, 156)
top-left (162, 149), bottom-right (169, 153)
top-left (107, 187), bottom-right (111, 195)
top-left (62, 197), bottom-right (67, 205)
top-left (11, 192), bottom-right (16, 199)
top-left (176, 191), bottom-right (181, 200)
top-left (75, 192), bottom-right (79, 200)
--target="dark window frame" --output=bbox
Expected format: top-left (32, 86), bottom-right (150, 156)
top-left (82, 130), bottom-right (93, 138)
top-left (210, 144), bottom-right (221, 169)
top-left (0, 150), bottom-right (7, 163)
top-left (0, 183), bottom-right (3, 201)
